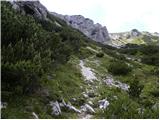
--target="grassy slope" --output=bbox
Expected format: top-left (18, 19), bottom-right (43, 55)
top-left (79, 44), bottom-right (159, 118)
top-left (2, 38), bottom-right (159, 119)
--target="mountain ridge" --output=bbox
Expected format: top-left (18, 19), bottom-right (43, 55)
top-left (108, 29), bottom-right (159, 47)
top-left (51, 12), bottom-right (159, 48)
top-left (51, 12), bottom-right (110, 43)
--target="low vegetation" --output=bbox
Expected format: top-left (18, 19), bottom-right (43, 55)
top-left (108, 61), bottom-right (132, 75)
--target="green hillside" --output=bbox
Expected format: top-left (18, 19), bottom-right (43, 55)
top-left (1, 1), bottom-right (159, 119)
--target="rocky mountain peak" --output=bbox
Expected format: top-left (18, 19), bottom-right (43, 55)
top-left (52, 12), bottom-right (110, 43)
top-left (131, 29), bottom-right (141, 37)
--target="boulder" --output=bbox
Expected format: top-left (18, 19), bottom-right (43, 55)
top-left (98, 99), bottom-right (109, 109)
top-left (1, 102), bottom-right (7, 109)
top-left (81, 104), bottom-right (95, 113)
top-left (88, 101), bottom-right (93, 105)
top-left (65, 102), bottom-right (81, 113)
top-left (50, 101), bottom-right (61, 116)
top-left (82, 92), bottom-right (88, 99)
top-left (32, 112), bottom-right (39, 119)
top-left (60, 99), bottom-right (81, 113)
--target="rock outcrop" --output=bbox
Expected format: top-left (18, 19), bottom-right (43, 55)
top-left (10, 1), bottom-right (48, 21)
top-left (98, 98), bottom-right (110, 109)
top-left (131, 29), bottom-right (141, 37)
top-left (52, 12), bottom-right (110, 43)
top-left (81, 104), bottom-right (95, 113)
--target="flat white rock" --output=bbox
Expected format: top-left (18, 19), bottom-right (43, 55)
top-left (79, 60), bottom-right (97, 81)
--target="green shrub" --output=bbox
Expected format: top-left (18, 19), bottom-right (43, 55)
top-left (119, 45), bottom-right (159, 66)
top-left (96, 52), bottom-right (104, 58)
top-left (141, 55), bottom-right (159, 66)
top-left (2, 60), bottom-right (42, 94)
top-left (108, 61), bottom-right (132, 75)
top-left (1, 2), bottom-right (86, 95)
top-left (128, 79), bottom-right (144, 98)
top-left (149, 67), bottom-right (159, 76)
top-left (150, 90), bottom-right (159, 97)
top-left (79, 47), bottom-right (94, 59)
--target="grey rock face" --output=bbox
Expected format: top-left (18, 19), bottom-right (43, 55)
top-left (52, 12), bottom-right (110, 43)
top-left (10, 1), bottom-right (48, 21)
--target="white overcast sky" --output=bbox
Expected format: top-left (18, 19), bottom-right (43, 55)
top-left (40, 0), bottom-right (160, 33)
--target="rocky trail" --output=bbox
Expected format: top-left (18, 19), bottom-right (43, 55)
top-left (49, 59), bottom-right (130, 118)
top-left (77, 59), bottom-right (130, 119)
